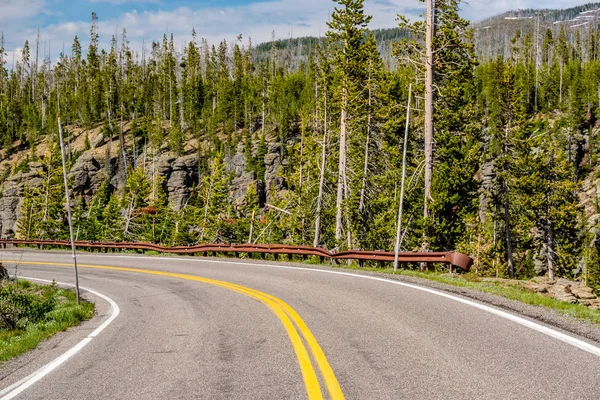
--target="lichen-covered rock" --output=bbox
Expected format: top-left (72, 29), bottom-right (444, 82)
top-left (570, 285), bottom-right (597, 300)
top-left (225, 152), bottom-right (246, 176)
top-left (523, 281), bottom-right (550, 293)
top-left (230, 171), bottom-right (256, 207)
top-left (163, 155), bottom-right (198, 211)
top-left (69, 154), bottom-right (102, 196)
top-left (91, 133), bottom-right (104, 148)
top-left (0, 165), bottom-right (46, 237)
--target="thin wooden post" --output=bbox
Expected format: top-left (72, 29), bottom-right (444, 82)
top-left (394, 84), bottom-right (412, 272)
top-left (58, 118), bottom-right (81, 304)
top-left (248, 210), bottom-right (255, 243)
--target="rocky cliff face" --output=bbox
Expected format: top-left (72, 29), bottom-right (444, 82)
top-left (0, 162), bottom-right (45, 237)
top-left (0, 129), bottom-right (286, 236)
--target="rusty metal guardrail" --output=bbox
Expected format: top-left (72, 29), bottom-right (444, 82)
top-left (0, 239), bottom-right (473, 271)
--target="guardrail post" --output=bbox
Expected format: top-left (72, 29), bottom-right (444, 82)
top-left (359, 259), bottom-right (365, 268)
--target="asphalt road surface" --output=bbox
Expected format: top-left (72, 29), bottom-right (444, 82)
top-left (1, 250), bottom-right (599, 399)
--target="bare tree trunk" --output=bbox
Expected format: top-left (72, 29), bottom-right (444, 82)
top-left (559, 62), bottom-right (564, 105)
top-left (43, 169), bottom-right (51, 222)
top-left (119, 114), bottom-right (127, 175)
top-left (119, 40), bottom-right (128, 179)
top-left (419, 0), bottom-right (436, 271)
top-left (299, 118), bottom-right (304, 195)
top-left (344, 177), bottom-right (352, 250)
top-left (179, 87), bottom-right (185, 133)
top-left (335, 89), bottom-right (347, 244)
top-left (248, 210), bottom-right (255, 244)
top-left (204, 181), bottom-right (213, 221)
top-left (502, 115), bottom-right (515, 279)
top-left (169, 75), bottom-right (173, 127)
top-left (547, 210), bottom-right (555, 281)
top-left (423, 0), bottom-right (435, 220)
top-left (314, 88), bottom-right (328, 248)
top-left (123, 196), bottom-right (135, 237)
top-left (34, 29), bottom-right (39, 106)
top-left (535, 19), bottom-right (540, 112)
top-left (503, 179), bottom-right (515, 279)
top-left (394, 84), bottom-right (412, 272)
top-left (262, 88), bottom-right (266, 137)
top-left (359, 66), bottom-right (372, 214)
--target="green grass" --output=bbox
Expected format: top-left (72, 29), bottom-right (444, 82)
top-left (0, 280), bottom-right (95, 363)
top-left (319, 263), bottom-right (600, 326)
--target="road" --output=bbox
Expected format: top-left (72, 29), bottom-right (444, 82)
top-left (1, 250), bottom-right (599, 399)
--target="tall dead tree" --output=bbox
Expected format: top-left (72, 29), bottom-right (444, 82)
top-left (423, 0), bottom-right (435, 221)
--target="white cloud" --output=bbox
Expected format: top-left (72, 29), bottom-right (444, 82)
top-left (2, 0), bottom-right (596, 65)
top-left (40, 0), bottom-right (424, 50)
top-left (87, 0), bottom-right (159, 4)
top-left (0, 0), bottom-right (46, 23)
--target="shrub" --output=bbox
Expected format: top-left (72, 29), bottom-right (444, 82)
top-left (0, 283), bottom-right (56, 330)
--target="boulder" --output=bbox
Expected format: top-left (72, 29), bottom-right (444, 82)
top-left (570, 286), bottom-right (597, 300)
top-left (589, 299), bottom-right (600, 310)
top-left (524, 281), bottom-right (550, 294)
top-left (0, 263), bottom-right (7, 280)
top-left (532, 276), bottom-right (554, 285)
top-left (553, 292), bottom-right (578, 304)
top-left (91, 133), bottom-right (104, 148)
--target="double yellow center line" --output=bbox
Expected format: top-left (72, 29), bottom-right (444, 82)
top-left (16, 261), bottom-right (345, 400)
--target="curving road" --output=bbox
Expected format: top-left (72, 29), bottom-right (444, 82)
top-left (1, 250), bottom-right (599, 399)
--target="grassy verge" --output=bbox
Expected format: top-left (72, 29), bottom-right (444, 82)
top-left (0, 279), bottom-right (95, 363)
top-left (323, 263), bottom-right (600, 326)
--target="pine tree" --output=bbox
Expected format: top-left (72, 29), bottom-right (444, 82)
top-left (327, 0), bottom-right (372, 249)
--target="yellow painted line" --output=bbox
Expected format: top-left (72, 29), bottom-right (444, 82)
top-left (203, 280), bottom-right (345, 399)
top-left (15, 261), bottom-right (344, 399)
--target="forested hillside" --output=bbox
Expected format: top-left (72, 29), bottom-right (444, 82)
top-left (474, 2), bottom-right (600, 59)
top-left (1, 1), bottom-right (600, 290)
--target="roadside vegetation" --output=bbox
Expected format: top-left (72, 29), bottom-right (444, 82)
top-left (325, 262), bottom-right (600, 326)
top-left (0, 270), bottom-right (95, 363)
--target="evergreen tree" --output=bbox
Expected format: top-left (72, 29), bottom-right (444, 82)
top-left (327, 0), bottom-right (372, 249)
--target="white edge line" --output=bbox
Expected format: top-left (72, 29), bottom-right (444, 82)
top-left (0, 278), bottom-right (120, 400)
top-left (84, 254), bottom-right (600, 358)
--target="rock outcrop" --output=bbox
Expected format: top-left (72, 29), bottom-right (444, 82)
top-left (0, 162), bottom-right (45, 237)
top-left (523, 277), bottom-right (600, 309)
top-left (161, 155), bottom-right (199, 211)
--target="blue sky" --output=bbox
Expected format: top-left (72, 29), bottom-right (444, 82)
top-left (0, 0), bottom-right (593, 63)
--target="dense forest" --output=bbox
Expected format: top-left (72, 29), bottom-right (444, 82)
top-left (1, 0), bottom-right (600, 290)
